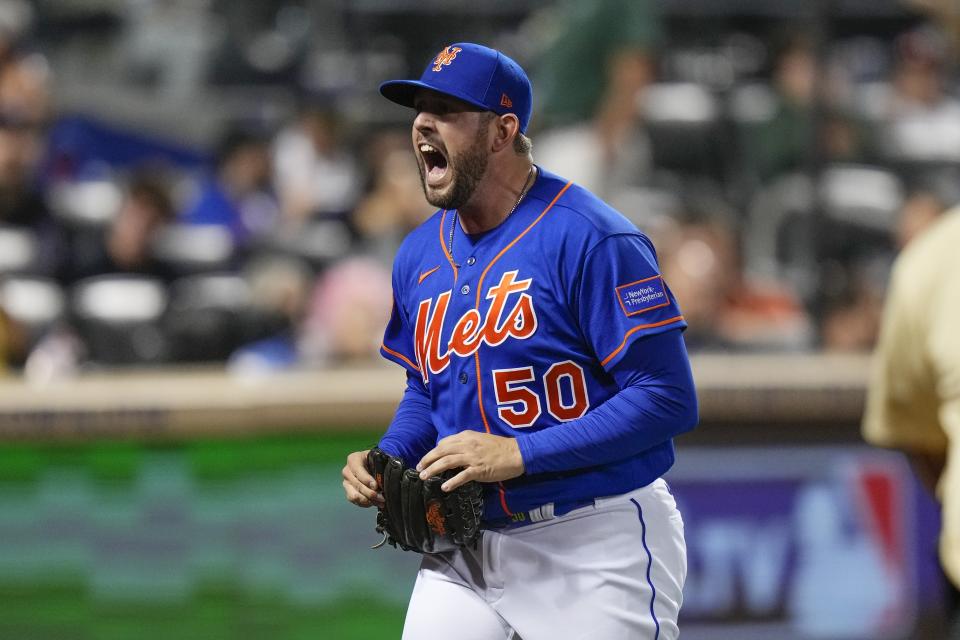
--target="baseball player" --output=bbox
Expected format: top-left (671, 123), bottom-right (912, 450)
top-left (342, 42), bottom-right (698, 640)
top-left (863, 207), bottom-right (960, 636)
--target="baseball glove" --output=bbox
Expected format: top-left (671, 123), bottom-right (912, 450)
top-left (366, 447), bottom-right (484, 553)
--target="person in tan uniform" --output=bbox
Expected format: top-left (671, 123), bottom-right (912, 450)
top-left (863, 207), bottom-right (960, 632)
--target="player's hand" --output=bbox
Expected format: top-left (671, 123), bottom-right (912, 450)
top-left (416, 431), bottom-right (525, 492)
top-left (342, 449), bottom-right (385, 508)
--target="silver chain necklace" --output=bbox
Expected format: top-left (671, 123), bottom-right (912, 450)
top-left (448, 165), bottom-right (537, 268)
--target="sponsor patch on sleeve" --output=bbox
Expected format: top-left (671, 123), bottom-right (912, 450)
top-left (616, 276), bottom-right (670, 317)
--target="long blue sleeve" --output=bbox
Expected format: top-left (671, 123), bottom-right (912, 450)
top-left (377, 371), bottom-right (438, 466)
top-left (516, 328), bottom-right (697, 475)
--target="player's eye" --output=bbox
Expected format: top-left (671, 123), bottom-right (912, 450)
top-left (414, 102), bottom-right (441, 116)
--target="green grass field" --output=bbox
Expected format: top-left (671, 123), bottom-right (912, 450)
top-left (0, 432), bottom-right (413, 639)
top-left (0, 585), bottom-right (406, 640)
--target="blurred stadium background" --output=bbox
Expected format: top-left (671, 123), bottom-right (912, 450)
top-left (0, 0), bottom-right (956, 637)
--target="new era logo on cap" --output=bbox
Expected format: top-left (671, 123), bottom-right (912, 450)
top-left (379, 42), bottom-right (534, 133)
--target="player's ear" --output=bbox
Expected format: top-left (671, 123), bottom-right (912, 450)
top-left (490, 113), bottom-right (520, 154)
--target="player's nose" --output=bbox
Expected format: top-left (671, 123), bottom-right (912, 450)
top-left (413, 109), bottom-right (436, 134)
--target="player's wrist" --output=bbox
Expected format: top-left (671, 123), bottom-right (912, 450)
top-left (507, 437), bottom-right (526, 477)
top-left (514, 434), bottom-right (537, 476)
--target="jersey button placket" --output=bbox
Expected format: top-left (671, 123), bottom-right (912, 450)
top-left (466, 256), bottom-right (476, 266)
top-left (460, 284), bottom-right (470, 295)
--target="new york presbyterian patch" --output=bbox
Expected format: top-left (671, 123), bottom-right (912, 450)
top-left (616, 275), bottom-right (670, 317)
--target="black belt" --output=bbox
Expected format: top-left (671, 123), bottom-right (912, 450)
top-left (482, 497), bottom-right (595, 530)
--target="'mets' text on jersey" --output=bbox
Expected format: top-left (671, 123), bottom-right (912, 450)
top-left (380, 168), bottom-right (686, 519)
top-left (414, 269), bottom-right (538, 384)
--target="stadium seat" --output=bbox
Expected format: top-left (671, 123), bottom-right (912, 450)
top-left (639, 82), bottom-right (729, 179)
top-left (150, 223), bottom-right (236, 276)
top-left (816, 164), bottom-right (902, 283)
top-left (743, 172), bottom-right (817, 295)
top-left (850, 81), bottom-right (891, 124)
top-left (47, 179), bottom-right (123, 228)
top-left (163, 273), bottom-right (276, 363)
top-left (744, 164), bottom-right (902, 303)
top-left (0, 277), bottom-right (66, 338)
top-left (0, 226), bottom-right (39, 275)
top-left (71, 275), bottom-right (169, 365)
top-left (642, 82), bottom-right (719, 124)
top-left (819, 164), bottom-right (903, 232)
top-left (607, 186), bottom-right (683, 230)
top-left (262, 219), bottom-right (351, 269)
top-left (727, 82), bottom-right (778, 126)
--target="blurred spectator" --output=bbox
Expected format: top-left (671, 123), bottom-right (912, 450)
top-left (0, 0), bottom-right (51, 127)
top-left (0, 1), bottom-right (52, 239)
top-left (742, 34), bottom-right (866, 183)
top-left (661, 219), bottom-right (813, 350)
top-left (896, 187), bottom-right (948, 249)
top-left (535, 0), bottom-right (660, 134)
top-left (814, 170), bottom-right (944, 353)
top-left (532, 0), bottom-right (661, 195)
top-left (0, 305), bottom-right (25, 371)
top-left (299, 256), bottom-right (392, 365)
top-left (72, 171), bottom-right (177, 280)
top-left (830, 178), bottom-right (956, 355)
top-left (272, 105), bottom-right (360, 224)
top-left (879, 24), bottom-right (960, 161)
top-left (22, 324), bottom-right (83, 384)
top-left (0, 0), bottom-right (953, 369)
top-left (246, 256), bottom-right (312, 328)
top-left (658, 220), bottom-right (735, 349)
top-left (110, 175), bottom-right (175, 272)
top-left (180, 125), bottom-right (279, 244)
top-left (231, 255), bottom-right (392, 371)
top-left (350, 130), bottom-right (432, 264)
top-left (820, 265), bottom-right (885, 352)
top-left (0, 120), bottom-right (46, 226)
top-left (226, 256), bottom-right (313, 374)
top-left (907, 0), bottom-right (960, 50)
top-left (719, 277), bottom-right (815, 351)
top-left (0, 121), bottom-right (64, 279)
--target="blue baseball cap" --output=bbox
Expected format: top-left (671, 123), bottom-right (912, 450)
top-left (380, 42), bottom-right (533, 133)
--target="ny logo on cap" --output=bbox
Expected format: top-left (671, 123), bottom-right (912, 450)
top-left (432, 46), bottom-right (462, 72)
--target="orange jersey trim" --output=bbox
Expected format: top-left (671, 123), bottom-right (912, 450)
top-left (473, 353), bottom-right (491, 435)
top-left (474, 181), bottom-right (573, 308)
top-left (474, 352), bottom-right (513, 516)
top-left (600, 316), bottom-right (685, 368)
top-left (469, 180), bottom-right (573, 519)
top-left (381, 343), bottom-right (420, 373)
top-left (438, 210), bottom-right (459, 283)
top-left (497, 484), bottom-right (513, 517)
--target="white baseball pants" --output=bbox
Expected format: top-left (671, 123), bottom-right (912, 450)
top-left (401, 479), bottom-right (686, 640)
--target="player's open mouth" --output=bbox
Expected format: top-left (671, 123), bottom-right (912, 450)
top-left (419, 142), bottom-right (449, 186)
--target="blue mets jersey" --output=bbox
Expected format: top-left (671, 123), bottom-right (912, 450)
top-left (379, 167), bottom-right (695, 520)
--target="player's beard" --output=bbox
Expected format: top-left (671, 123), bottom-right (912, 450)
top-left (418, 122), bottom-right (489, 210)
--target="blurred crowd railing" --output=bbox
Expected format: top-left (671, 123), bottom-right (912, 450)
top-left (0, 353), bottom-right (870, 440)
